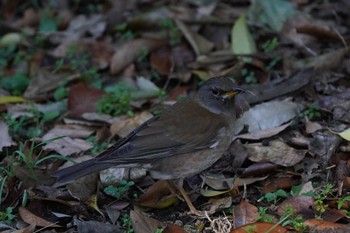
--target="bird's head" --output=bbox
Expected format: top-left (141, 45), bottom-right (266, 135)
top-left (196, 77), bottom-right (244, 115)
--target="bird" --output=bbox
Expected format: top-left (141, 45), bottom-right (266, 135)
top-left (52, 76), bottom-right (244, 215)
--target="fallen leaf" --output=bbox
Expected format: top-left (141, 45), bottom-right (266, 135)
top-left (231, 15), bottom-right (257, 58)
top-left (73, 217), bottom-right (121, 233)
top-left (245, 140), bottom-right (306, 166)
top-left (337, 128), bottom-right (350, 141)
top-left (67, 82), bottom-right (104, 116)
top-left (304, 219), bottom-right (350, 231)
top-left (138, 180), bottom-right (178, 209)
top-left (235, 101), bottom-right (301, 133)
top-left (277, 196), bottom-right (314, 216)
top-left (0, 120), bottom-right (15, 151)
top-left (110, 111), bottom-right (153, 138)
top-left (233, 200), bottom-right (259, 228)
top-left (0, 96), bottom-right (27, 104)
top-left (19, 207), bottom-right (61, 228)
top-left (230, 222), bottom-right (289, 233)
top-left (130, 210), bottom-right (165, 233)
top-left (163, 224), bottom-right (189, 233)
top-left (110, 38), bottom-right (166, 75)
top-left (234, 122), bottom-right (291, 140)
top-left (305, 116), bottom-right (322, 134)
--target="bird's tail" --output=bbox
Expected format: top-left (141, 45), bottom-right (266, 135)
top-left (52, 159), bottom-right (112, 186)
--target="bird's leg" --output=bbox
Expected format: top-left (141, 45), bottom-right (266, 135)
top-left (169, 180), bottom-right (209, 217)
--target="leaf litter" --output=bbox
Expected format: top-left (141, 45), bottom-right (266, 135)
top-left (0, 0), bottom-right (350, 232)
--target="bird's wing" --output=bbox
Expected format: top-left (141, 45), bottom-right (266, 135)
top-left (95, 99), bottom-right (227, 164)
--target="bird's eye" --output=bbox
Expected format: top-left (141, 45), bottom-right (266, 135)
top-left (211, 88), bottom-right (219, 96)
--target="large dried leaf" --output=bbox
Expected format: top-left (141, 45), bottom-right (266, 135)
top-left (24, 69), bottom-right (79, 100)
top-left (304, 219), bottom-right (350, 232)
top-left (42, 130), bottom-right (93, 156)
top-left (230, 222), bottom-right (289, 233)
top-left (19, 207), bottom-right (61, 228)
top-left (235, 101), bottom-right (301, 133)
top-left (110, 39), bottom-right (166, 75)
top-left (244, 140), bottom-right (306, 167)
top-left (73, 217), bottom-right (121, 233)
top-left (175, 19), bottom-right (214, 55)
top-left (137, 180), bottom-right (178, 209)
top-left (277, 196), bottom-right (314, 216)
top-left (130, 210), bottom-right (165, 233)
top-left (233, 200), bottom-right (259, 228)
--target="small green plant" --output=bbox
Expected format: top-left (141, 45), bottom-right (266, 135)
top-left (338, 195), bottom-right (350, 216)
top-left (115, 23), bottom-right (135, 43)
top-left (14, 137), bottom-right (68, 174)
top-left (159, 19), bottom-right (181, 46)
top-left (86, 135), bottom-right (110, 155)
top-left (0, 73), bottom-right (30, 96)
top-left (103, 180), bottom-right (134, 199)
top-left (66, 45), bottom-right (101, 88)
top-left (39, 7), bottom-right (60, 32)
top-left (257, 189), bottom-right (289, 204)
top-left (262, 37), bottom-right (279, 52)
top-left (97, 83), bottom-right (134, 116)
top-left (53, 85), bottom-right (69, 101)
top-left (137, 47), bottom-right (150, 62)
top-left (0, 44), bottom-right (17, 69)
top-left (87, 3), bottom-right (103, 13)
top-left (0, 207), bottom-right (15, 224)
top-left (257, 207), bottom-right (275, 223)
top-left (5, 105), bottom-right (62, 138)
top-left (154, 228), bottom-right (164, 233)
top-left (302, 103), bottom-right (321, 119)
top-left (314, 183), bottom-right (333, 216)
top-left (278, 205), bottom-right (308, 232)
top-left (120, 214), bottom-right (134, 233)
top-left (242, 68), bottom-right (257, 84)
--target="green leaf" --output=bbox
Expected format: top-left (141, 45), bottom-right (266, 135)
top-left (248, 0), bottom-right (295, 32)
top-left (0, 73), bottom-right (30, 95)
top-left (231, 15), bottom-right (257, 62)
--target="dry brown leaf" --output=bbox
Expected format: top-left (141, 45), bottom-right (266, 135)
top-left (163, 224), bottom-right (189, 233)
top-left (110, 111), bottom-right (153, 138)
top-left (233, 122), bottom-right (291, 141)
top-left (137, 180), bottom-right (178, 209)
top-left (19, 207), bottom-right (61, 228)
top-left (110, 38), bottom-right (166, 75)
top-left (233, 200), bottom-right (259, 228)
top-left (305, 116), bottom-right (322, 134)
top-left (130, 210), bottom-right (165, 233)
top-left (245, 140), bottom-right (306, 167)
top-left (277, 196), bottom-right (314, 216)
top-left (230, 222), bottom-right (289, 233)
top-left (24, 69), bottom-right (79, 100)
top-left (304, 219), bottom-right (350, 231)
top-left (42, 133), bottom-right (93, 156)
top-left (150, 47), bottom-right (172, 75)
top-left (11, 223), bottom-right (36, 233)
top-left (175, 19), bottom-right (214, 55)
top-left (67, 82), bottom-right (104, 116)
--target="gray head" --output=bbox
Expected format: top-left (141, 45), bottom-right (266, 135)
top-left (196, 77), bottom-right (244, 115)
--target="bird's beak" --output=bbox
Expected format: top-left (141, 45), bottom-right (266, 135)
top-left (222, 88), bottom-right (245, 99)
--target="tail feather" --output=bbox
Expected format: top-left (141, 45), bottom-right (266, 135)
top-left (52, 159), bottom-right (113, 185)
